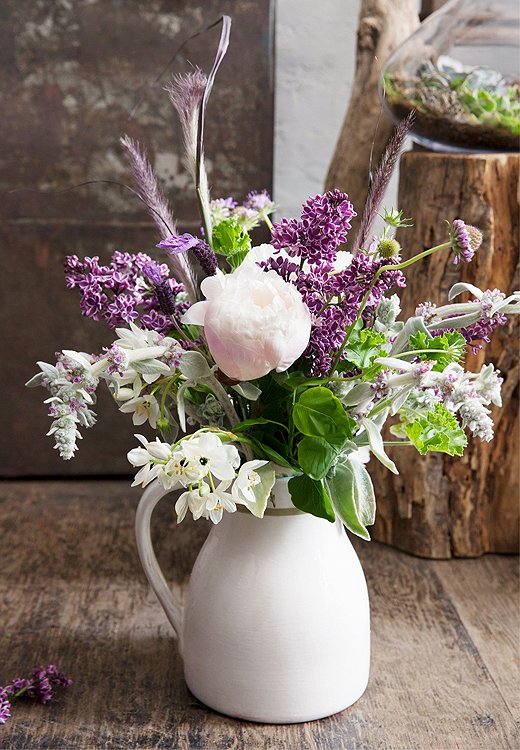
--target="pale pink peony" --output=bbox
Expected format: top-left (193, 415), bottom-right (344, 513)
top-left (182, 264), bottom-right (311, 381)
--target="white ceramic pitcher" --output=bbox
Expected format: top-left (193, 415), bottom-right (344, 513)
top-left (135, 477), bottom-right (370, 724)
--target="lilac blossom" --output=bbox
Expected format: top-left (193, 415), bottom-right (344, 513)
top-left (272, 190), bottom-right (356, 265)
top-left (64, 251), bottom-right (186, 333)
top-left (0, 692), bottom-right (11, 725)
top-left (263, 191), bottom-right (405, 375)
top-left (0, 665), bottom-right (72, 724)
top-left (448, 219), bottom-right (483, 264)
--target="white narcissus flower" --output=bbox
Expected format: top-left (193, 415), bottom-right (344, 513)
top-left (119, 394), bottom-right (160, 428)
top-left (181, 264), bottom-right (311, 381)
top-left (194, 480), bottom-right (237, 524)
top-left (180, 432), bottom-right (240, 481)
top-left (127, 435), bottom-right (172, 487)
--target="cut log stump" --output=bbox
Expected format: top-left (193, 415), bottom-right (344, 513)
top-left (372, 151), bottom-right (519, 558)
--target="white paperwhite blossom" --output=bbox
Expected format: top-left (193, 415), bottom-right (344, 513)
top-left (119, 394), bottom-right (160, 428)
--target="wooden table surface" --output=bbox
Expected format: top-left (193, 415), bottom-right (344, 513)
top-left (0, 480), bottom-right (518, 750)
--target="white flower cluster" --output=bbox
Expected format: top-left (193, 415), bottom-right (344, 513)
top-left (128, 431), bottom-right (272, 524)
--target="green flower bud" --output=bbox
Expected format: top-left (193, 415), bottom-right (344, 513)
top-left (377, 238), bottom-right (401, 258)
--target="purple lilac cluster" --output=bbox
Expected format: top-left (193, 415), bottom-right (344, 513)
top-left (265, 191), bottom-right (405, 375)
top-left (449, 219), bottom-right (483, 265)
top-left (64, 252), bottom-right (187, 334)
top-left (0, 665), bottom-right (72, 724)
top-left (271, 190), bottom-right (356, 265)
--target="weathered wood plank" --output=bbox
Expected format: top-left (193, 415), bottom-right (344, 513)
top-left (434, 556), bottom-right (520, 722)
top-left (0, 481), bottom-right (517, 749)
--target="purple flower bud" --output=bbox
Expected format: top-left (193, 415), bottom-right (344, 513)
top-left (449, 219), bottom-right (483, 264)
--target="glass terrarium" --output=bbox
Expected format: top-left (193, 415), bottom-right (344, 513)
top-left (380, 0), bottom-right (520, 152)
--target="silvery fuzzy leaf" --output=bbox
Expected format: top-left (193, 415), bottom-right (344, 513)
top-left (349, 458), bottom-right (376, 526)
top-left (429, 312), bottom-right (480, 331)
top-left (231, 382), bottom-right (262, 400)
top-left (390, 387), bottom-right (413, 416)
top-left (132, 359), bottom-right (171, 377)
top-left (448, 282), bottom-right (483, 301)
top-left (361, 417), bottom-right (398, 475)
top-left (36, 361), bottom-right (60, 381)
top-left (179, 351), bottom-right (213, 381)
top-left (62, 350), bottom-right (93, 370)
top-left (390, 317), bottom-right (430, 355)
top-left (341, 382), bottom-right (374, 408)
top-left (25, 372), bottom-right (44, 388)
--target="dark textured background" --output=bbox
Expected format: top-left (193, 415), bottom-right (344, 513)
top-left (0, 0), bottom-right (274, 476)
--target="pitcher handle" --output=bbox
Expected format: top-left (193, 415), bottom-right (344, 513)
top-left (135, 480), bottom-right (184, 648)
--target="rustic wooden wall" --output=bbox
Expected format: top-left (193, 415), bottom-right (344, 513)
top-left (0, 0), bottom-right (274, 476)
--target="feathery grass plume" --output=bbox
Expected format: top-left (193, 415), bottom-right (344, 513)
top-left (166, 70), bottom-right (212, 246)
top-left (354, 111), bottom-right (415, 253)
top-left (120, 135), bottom-right (197, 301)
top-left (166, 69), bottom-right (207, 180)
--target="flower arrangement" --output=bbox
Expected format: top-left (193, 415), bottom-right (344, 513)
top-left (27, 18), bottom-right (519, 538)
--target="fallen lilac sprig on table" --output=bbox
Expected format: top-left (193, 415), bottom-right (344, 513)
top-left (0, 665), bottom-right (72, 726)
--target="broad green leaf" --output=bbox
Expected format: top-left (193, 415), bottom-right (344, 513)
top-left (292, 387), bottom-right (355, 440)
top-left (325, 457), bottom-right (376, 540)
top-left (248, 438), bottom-right (294, 469)
top-left (404, 403), bottom-right (467, 456)
top-left (341, 328), bottom-right (387, 369)
top-left (288, 474), bottom-right (335, 522)
top-left (233, 418), bottom-right (288, 433)
top-left (297, 436), bottom-right (340, 480)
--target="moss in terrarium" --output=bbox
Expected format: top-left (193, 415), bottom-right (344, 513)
top-left (383, 57), bottom-right (520, 151)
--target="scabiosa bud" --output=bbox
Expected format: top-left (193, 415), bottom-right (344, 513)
top-left (376, 237), bottom-right (401, 258)
top-left (448, 219), bottom-right (483, 264)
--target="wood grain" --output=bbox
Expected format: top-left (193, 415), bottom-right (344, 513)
top-left (372, 151), bottom-right (520, 558)
top-left (1, 480), bottom-right (518, 749)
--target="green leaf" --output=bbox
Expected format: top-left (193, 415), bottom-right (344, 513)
top-left (297, 436), bottom-right (342, 480)
top-left (233, 417), bottom-right (288, 433)
top-left (248, 438), bottom-right (294, 468)
top-left (404, 403), bottom-right (468, 456)
top-left (341, 328), bottom-right (387, 369)
top-left (325, 457), bottom-right (376, 540)
top-left (409, 330), bottom-right (466, 371)
top-left (288, 474), bottom-right (335, 522)
top-left (292, 387), bottom-right (355, 440)
top-left (212, 218), bottom-right (251, 269)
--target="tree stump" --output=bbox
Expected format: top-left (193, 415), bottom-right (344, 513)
top-left (371, 151), bottom-right (519, 558)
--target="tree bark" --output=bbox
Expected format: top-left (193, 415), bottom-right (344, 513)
top-left (325, 0), bottom-right (419, 240)
top-left (372, 151), bottom-right (520, 558)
